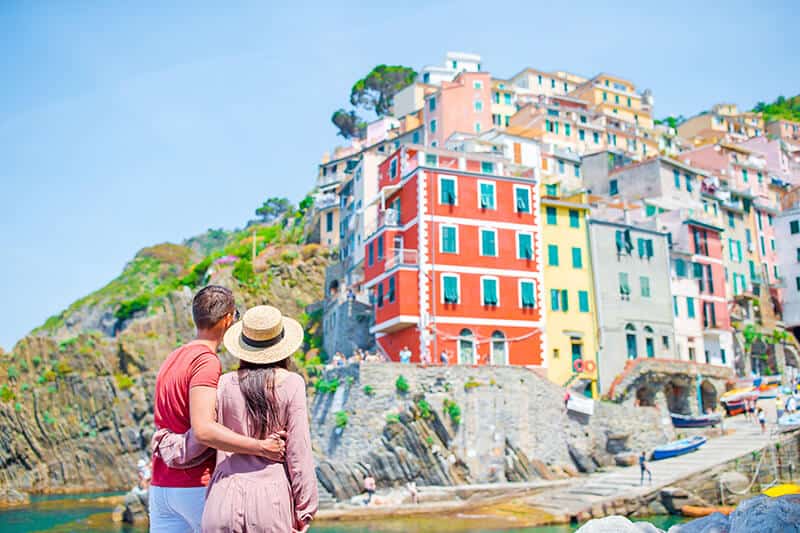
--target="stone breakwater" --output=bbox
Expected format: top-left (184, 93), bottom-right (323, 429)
top-left (310, 363), bottom-right (673, 501)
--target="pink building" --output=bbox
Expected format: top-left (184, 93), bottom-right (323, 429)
top-left (767, 119), bottom-right (800, 142)
top-left (424, 71), bottom-right (493, 147)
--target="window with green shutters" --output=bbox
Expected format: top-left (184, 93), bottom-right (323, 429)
top-left (480, 229), bottom-right (497, 256)
top-left (520, 281), bottom-right (536, 308)
top-left (578, 290), bottom-right (589, 312)
top-left (742, 168), bottom-right (748, 182)
top-left (579, 129), bottom-right (585, 141)
top-left (517, 233), bottom-right (533, 259)
top-left (560, 290), bottom-right (569, 311)
top-left (443, 275), bottom-right (459, 303)
top-left (440, 177), bottom-right (456, 205)
top-left (675, 259), bottom-right (686, 277)
top-left (610, 179), bottom-right (619, 195)
top-left (593, 131), bottom-right (600, 144)
top-left (673, 296), bottom-right (679, 316)
top-left (515, 187), bottom-right (531, 213)
top-left (426, 153), bottom-right (438, 166)
top-left (640, 276), bottom-right (651, 297)
top-left (479, 182), bottom-right (496, 209)
top-left (482, 278), bottom-right (499, 306)
top-left (792, 220), bottom-right (800, 234)
top-left (749, 260), bottom-right (757, 281)
top-left (481, 161), bottom-right (494, 174)
top-left (796, 277), bottom-right (800, 292)
top-left (572, 247), bottom-right (582, 268)
top-left (377, 283), bottom-right (384, 307)
top-left (565, 123), bottom-right (571, 136)
top-left (441, 225), bottom-right (457, 253)
top-left (687, 297), bottom-right (696, 318)
top-left (673, 169), bottom-right (680, 189)
top-left (619, 272), bottom-right (630, 299)
top-left (550, 289), bottom-right (560, 311)
top-left (569, 209), bottom-right (580, 228)
top-left (546, 206), bottom-right (557, 225)
top-left (388, 277), bottom-right (396, 303)
top-left (545, 184), bottom-right (558, 196)
top-left (548, 244), bottom-right (559, 266)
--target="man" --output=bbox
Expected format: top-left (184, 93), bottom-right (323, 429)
top-left (399, 346), bottom-right (411, 364)
top-left (149, 285), bottom-right (286, 532)
top-left (639, 451), bottom-right (652, 485)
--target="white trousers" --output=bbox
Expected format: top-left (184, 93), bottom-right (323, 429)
top-left (149, 485), bottom-right (206, 533)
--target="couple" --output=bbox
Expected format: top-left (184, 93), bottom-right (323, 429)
top-left (149, 285), bottom-right (318, 532)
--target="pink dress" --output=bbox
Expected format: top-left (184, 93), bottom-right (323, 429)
top-left (202, 371), bottom-right (318, 533)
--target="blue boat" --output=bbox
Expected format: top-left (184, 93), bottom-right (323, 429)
top-left (652, 436), bottom-right (707, 460)
top-left (670, 412), bottom-right (721, 428)
top-left (778, 413), bottom-right (800, 433)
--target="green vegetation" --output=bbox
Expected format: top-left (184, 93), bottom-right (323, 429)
top-left (0, 385), bottom-right (15, 402)
top-left (231, 259), bottom-right (256, 286)
top-left (334, 410), bottom-right (348, 429)
top-left (331, 64), bottom-right (416, 138)
top-left (345, 376), bottom-right (355, 386)
top-left (654, 115), bottom-right (686, 129)
top-left (255, 197), bottom-right (291, 224)
top-left (443, 398), bottom-right (461, 425)
top-left (32, 356), bottom-right (41, 367)
top-left (362, 385), bottom-right (375, 396)
top-left (315, 378), bottom-right (340, 394)
top-left (7, 365), bottom-right (18, 380)
top-left (464, 377), bottom-right (482, 391)
top-left (395, 375), bottom-right (409, 393)
top-left (43, 412), bottom-right (56, 425)
top-left (385, 413), bottom-right (401, 424)
top-left (416, 398), bottom-right (432, 419)
top-left (426, 436), bottom-right (434, 446)
top-left (55, 361), bottom-right (73, 376)
top-left (115, 374), bottom-right (135, 390)
top-left (43, 370), bottom-right (57, 382)
top-left (14, 402), bottom-right (22, 413)
top-left (754, 95), bottom-right (800, 122)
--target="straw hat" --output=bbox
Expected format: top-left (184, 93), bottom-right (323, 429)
top-left (223, 305), bottom-right (304, 364)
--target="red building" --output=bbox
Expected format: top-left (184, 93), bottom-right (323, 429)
top-left (363, 145), bottom-right (544, 366)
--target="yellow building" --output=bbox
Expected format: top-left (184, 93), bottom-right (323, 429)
top-left (540, 190), bottom-right (599, 397)
top-left (569, 73), bottom-right (655, 130)
top-left (677, 104), bottom-right (765, 146)
top-left (490, 79), bottom-right (518, 129)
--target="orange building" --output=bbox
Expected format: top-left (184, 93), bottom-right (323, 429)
top-left (363, 145), bottom-right (545, 366)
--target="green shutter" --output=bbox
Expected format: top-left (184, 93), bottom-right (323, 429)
top-left (480, 183), bottom-right (495, 209)
top-left (521, 282), bottom-right (536, 307)
top-left (550, 289), bottom-right (559, 311)
top-left (441, 178), bottom-right (456, 204)
top-left (518, 233), bottom-right (533, 259)
top-left (675, 259), bottom-right (686, 277)
top-left (619, 272), bottom-right (630, 295)
top-left (548, 244), bottom-right (559, 266)
top-left (443, 276), bottom-right (458, 303)
top-left (442, 226), bottom-right (457, 253)
top-left (516, 188), bottom-right (530, 212)
top-left (687, 297), bottom-right (695, 318)
top-left (572, 247), bottom-right (582, 268)
top-left (560, 290), bottom-right (569, 311)
top-left (578, 290), bottom-right (589, 312)
top-left (569, 209), bottom-right (580, 228)
top-left (637, 239), bottom-right (646, 258)
top-left (481, 230), bottom-right (497, 256)
top-left (482, 278), bottom-right (498, 305)
top-left (546, 206), bottom-right (557, 224)
top-left (646, 240), bottom-right (654, 258)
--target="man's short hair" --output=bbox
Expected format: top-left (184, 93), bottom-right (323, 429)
top-left (192, 285), bottom-right (235, 330)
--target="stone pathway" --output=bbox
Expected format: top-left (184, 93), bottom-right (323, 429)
top-left (528, 415), bottom-right (774, 519)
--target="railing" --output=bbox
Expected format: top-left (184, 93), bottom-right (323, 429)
top-left (385, 248), bottom-right (418, 269)
top-left (317, 173), bottom-right (345, 188)
top-left (379, 208), bottom-right (400, 228)
top-left (314, 193), bottom-right (338, 210)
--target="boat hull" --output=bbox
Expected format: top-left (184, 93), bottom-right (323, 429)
top-left (671, 413), bottom-right (721, 428)
top-left (652, 436), bottom-right (707, 460)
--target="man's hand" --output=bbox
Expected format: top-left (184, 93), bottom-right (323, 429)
top-left (259, 430), bottom-right (287, 461)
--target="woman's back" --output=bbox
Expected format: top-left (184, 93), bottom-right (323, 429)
top-left (202, 369), bottom-right (318, 533)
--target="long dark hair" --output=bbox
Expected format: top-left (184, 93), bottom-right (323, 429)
top-left (237, 358), bottom-right (290, 439)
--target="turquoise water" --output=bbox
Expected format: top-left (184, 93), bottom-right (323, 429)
top-left (0, 494), bottom-right (688, 532)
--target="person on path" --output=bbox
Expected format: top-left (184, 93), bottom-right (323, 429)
top-left (440, 349), bottom-right (449, 365)
top-left (407, 481), bottom-right (419, 504)
top-left (202, 305), bottom-right (318, 533)
top-left (149, 287), bottom-right (286, 533)
top-left (399, 346), bottom-right (412, 364)
top-left (363, 472), bottom-right (377, 505)
top-left (758, 407), bottom-right (767, 434)
top-left (776, 396), bottom-right (784, 422)
top-left (639, 452), bottom-right (652, 486)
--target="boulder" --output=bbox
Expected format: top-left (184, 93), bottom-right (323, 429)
top-left (607, 432), bottom-right (631, 454)
top-left (0, 488), bottom-right (30, 507)
top-left (719, 471), bottom-right (749, 493)
top-left (569, 444), bottom-right (597, 474)
top-left (575, 516), bottom-right (665, 533)
top-left (615, 452), bottom-right (638, 467)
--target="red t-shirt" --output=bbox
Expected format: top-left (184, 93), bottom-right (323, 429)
top-left (151, 342), bottom-right (221, 487)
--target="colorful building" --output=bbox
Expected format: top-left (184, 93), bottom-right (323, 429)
top-left (541, 191), bottom-right (599, 396)
top-left (509, 68), bottom-right (587, 100)
top-left (363, 145), bottom-right (545, 366)
top-left (767, 118), bottom-right (800, 143)
top-left (569, 73), bottom-right (655, 130)
top-left (424, 71), bottom-right (493, 148)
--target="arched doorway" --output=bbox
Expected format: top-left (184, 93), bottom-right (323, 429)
top-left (328, 279), bottom-right (340, 297)
top-left (458, 329), bottom-right (475, 365)
top-left (490, 331), bottom-right (507, 365)
top-left (700, 380), bottom-right (718, 412)
top-left (625, 323), bottom-right (637, 359)
top-left (644, 326), bottom-right (655, 358)
top-left (636, 385), bottom-right (657, 407)
top-left (665, 381), bottom-right (691, 415)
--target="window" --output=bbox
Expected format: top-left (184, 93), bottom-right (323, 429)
top-left (796, 247), bottom-right (800, 262)
top-left (610, 179), bottom-right (619, 195)
top-left (478, 181), bottom-right (496, 209)
top-left (771, 239), bottom-right (775, 251)
top-left (796, 276), bottom-right (800, 291)
top-left (546, 206), bottom-right (558, 225)
top-left (728, 212), bottom-right (735, 228)
top-left (579, 129), bottom-right (586, 141)
top-left (439, 176), bottom-right (457, 205)
top-left (425, 153), bottom-right (438, 166)
top-left (491, 331), bottom-right (507, 365)
top-left (442, 274), bottom-right (459, 304)
top-left (441, 225), bottom-right (458, 254)
top-left (646, 337), bottom-right (655, 358)
top-left (673, 296), bottom-right (679, 316)
top-left (550, 289), bottom-right (560, 311)
top-left (377, 283), bottom-right (384, 307)
top-left (687, 297), bottom-right (696, 318)
top-left (481, 277), bottom-right (499, 306)
top-left (388, 277), bottom-right (396, 303)
top-left (572, 247), bottom-right (583, 268)
top-left (368, 242), bottom-right (374, 266)
top-left (565, 123), bottom-right (571, 137)
top-left (548, 244), bottom-right (559, 266)
top-left (593, 131), bottom-right (600, 144)
top-left (614, 94), bottom-right (620, 104)
top-left (458, 328), bottom-right (474, 364)
top-left (473, 80), bottom-right (482, 89)
top-left (685, 173), bottom-right (693, 192)
top-left (429, 97), bottom-right (436, 111)
top-left (520, 280), bottom-right (536, 308)
top-left (517, 232), bottom-right (533, 259)
top-left (474, 122), bottom-right (481, 133)
top-left (675, 259), bottom-right (687, 277)
top-left (640, 276), bottom-right (650, 297)
top-left (742, 168), bottom-right (748, 182)
top-left (580, 115), bottom-right (587, 123)
top-left (504, 93), bottom-right (511, 105)
top-left (560, 290), bottom-right (569, 311)
top-left (760, 236), bottom-right (766, 256)
top-left (602, 91), bottom-right (608, 102)
top-left (792, 220), bottom-right (800, 234)
top-left (626, 333), bottom-right (637, 359)
top-left (481, 161), bottom-right (494, 174)
top-left (569, 209), bottom-right (580, 228)
top-left (430, 119), bottom-right (437, 133)
top-left (571, 342), bottom-right (582, 367)
top-left (537, 75), bottom-right (542, 85)
top-left (389, 158), bottom-right (398, 179)
top-left (578, 290), bottom-right (589, 312)
top-left (627, 97), bottom-right (632, 107)
top-left (619, 272), bottom-right (630, 299)
top-left (325, 212), bottom-right (333, 232)
top-left (558, 160), bottom-right (565, 174)
top-left (693, 228), bottom-right (708, 255)
top-left (551, 79), bottom-right (556, 89)
top-left (615, 229), bottom-right (633, 255)
top-left (663, 336), bottom-right (670, 349)
top-left (673, 169), bottom-right (680, 189)
top-left (377, 235), bottom-right (384, 259)
top-left (474, 100), bottom-right (483, 112)
top-left (515, 186), bottom-right (531, 213)
top-left (480, 228), bottom-right (498, 257)
top-left (493, 92), bottom-right (500, 104)
top-left (546, 183), bottom-right (558, 197)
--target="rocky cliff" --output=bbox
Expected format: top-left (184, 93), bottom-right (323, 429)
top-left (0, 206), bottom-right (333, 495)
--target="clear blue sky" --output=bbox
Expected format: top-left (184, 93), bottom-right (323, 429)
top-left (1, 1), bottom-right (798, 350)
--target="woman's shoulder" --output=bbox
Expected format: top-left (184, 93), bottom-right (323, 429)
top-left (218, 371), bottom-right (239, 388)
top-left (276, 369), bottom-right (305, 389)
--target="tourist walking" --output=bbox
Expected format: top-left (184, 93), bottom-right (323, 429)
top-left (440, 349), bottom-right (450, 365)
top-left (639, 452), bottom-right (652, 485)
top-left (202, 305), bottom-right (318, 533)
top-left (776, 395), bottom-right (784, 422)
top-left (757, 407), bottom-right (766, 434)
top-left (363, 471), bottom-right (377, 504)
top-left (149, 287), bottom-right (286, 533)
top-left (399, 345), bottom-right (412, 363)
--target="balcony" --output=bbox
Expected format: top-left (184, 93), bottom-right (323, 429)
top-left (317, 173), bottom-right (345, 189)
top-left (378, 208), bottom-right (400, 228)
top-left (385, 248), bottom-right (418, 270)
top-left (314, 193), bottom-right (338, 210)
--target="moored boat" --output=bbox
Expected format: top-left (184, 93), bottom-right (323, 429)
top-left (720, 387), bottom-right (759, 415)
top-left (680, 505), bottom-right (735, 517)
top-left (777, 413), bottom-right (800, 433)
top-left (763, 483), bottom-right (800, 497)
top-left (670, 412), bottom-right (722, 428)
top-left (652, 435), bottom-right (707, 460)
top-left (757, 383), bottom-right (779, 399)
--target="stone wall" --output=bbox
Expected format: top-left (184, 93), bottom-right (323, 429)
top-left (310, 363), bottom-right (673, 499)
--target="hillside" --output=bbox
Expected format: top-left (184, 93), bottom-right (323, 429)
top-left (753, 94), bottom-right (800, 122)
top-left (0, 198), bottom-right (333, 495)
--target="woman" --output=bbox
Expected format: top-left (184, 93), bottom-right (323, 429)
top-left (202, 305), bottom-right (318, 533)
